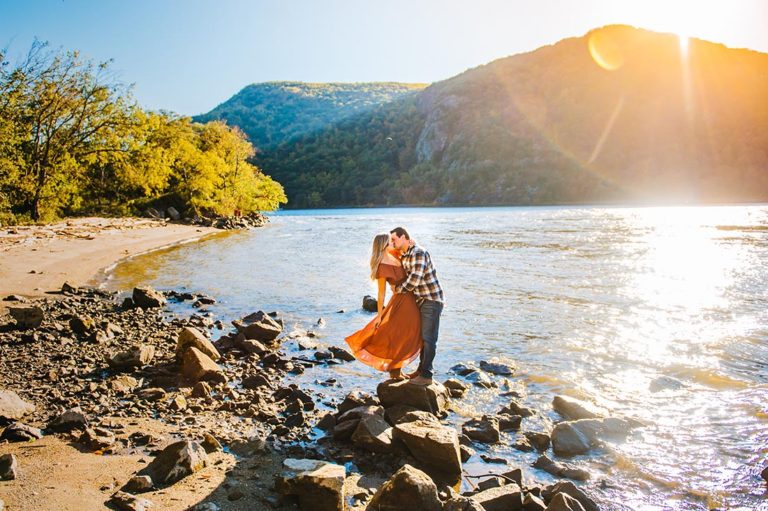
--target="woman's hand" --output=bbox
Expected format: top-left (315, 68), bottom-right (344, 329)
top-left (374, 313), bottom-right (383, 329)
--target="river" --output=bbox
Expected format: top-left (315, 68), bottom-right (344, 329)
top-left (105, 205), bottom-right (768, 510)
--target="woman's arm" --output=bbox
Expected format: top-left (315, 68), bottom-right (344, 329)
top-left (375, 277), bottom-right (386, 328)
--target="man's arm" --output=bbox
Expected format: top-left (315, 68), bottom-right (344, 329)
top-left (396, 250), bottom-right (426, 293)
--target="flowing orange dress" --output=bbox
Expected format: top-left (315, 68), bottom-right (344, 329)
top-left (345, 262), bottom-right (422, 372)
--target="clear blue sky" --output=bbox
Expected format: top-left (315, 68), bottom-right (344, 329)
top-left (2, 0), bottom-right (765, 115)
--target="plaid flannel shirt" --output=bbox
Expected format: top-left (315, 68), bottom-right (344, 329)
top-left (396, 244), bottom-right (444, 303)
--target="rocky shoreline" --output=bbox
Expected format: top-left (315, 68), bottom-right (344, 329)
top-left (0, 280), bottom-right (680, 511)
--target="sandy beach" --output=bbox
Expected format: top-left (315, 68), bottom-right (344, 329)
top-left (0, 217), bottom-right (220, 313)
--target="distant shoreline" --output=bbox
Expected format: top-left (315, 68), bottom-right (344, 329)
top-left (0, 217), bottom-right (221, 314)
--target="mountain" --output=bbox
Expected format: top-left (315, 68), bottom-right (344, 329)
top-left (253, 25), bottom-right (768, 208)
top-left (193, 82), bottom-right (426, 150)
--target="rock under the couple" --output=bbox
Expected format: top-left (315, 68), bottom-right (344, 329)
top-left (376, 379), bottom-right (449, 415)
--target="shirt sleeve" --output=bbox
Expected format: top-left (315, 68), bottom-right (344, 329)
top-left (396, 250), bottom-right (426, 293)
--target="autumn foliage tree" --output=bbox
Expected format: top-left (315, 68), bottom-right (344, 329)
top-left (0, 41), bottom-right (286, 223)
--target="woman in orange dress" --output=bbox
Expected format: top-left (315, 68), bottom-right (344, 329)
top-left (345, 233), bottom-right (422, 380)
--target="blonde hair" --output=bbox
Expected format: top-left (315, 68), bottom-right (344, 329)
top-left (369, 233), bottom-right (390, 280)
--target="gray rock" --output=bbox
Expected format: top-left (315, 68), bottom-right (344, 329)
top-left (124, 475), bottom-right (154, 493)
top-left (139, 440), bottom-right (208, 485)
top-left (191, 382), bottom-right (212, 399)
top-left (533, 455), bottom-right (590, 481)
top-left (460, 445), bottom-right (475, 463)
top-left (523, 493), bottom-right (547, 511)
top-left (136, 388), bottom-right (167, 402)
top-left (477, 476), bottom-right (505, 491)
top-left (109, 375), bottom-right (139, 394)
top-left (0, 453), bottom-right (19, 480)
top-left (551, 422), bottom-right (591, 456)
top-left (762, 465), bottom-right (768, 483)
top-left (49, 407), bottom-right (89, 432)
top-left (202, 433), bottom-right (222, 453)
top-left (366, 464), bottom-right (441, 511)
top-left (362, 295), bottom-right (378, 312)
top-left (500, 400), bottom-right (535, 418)
top-left (166, 206), bottom-right (181, 221)
top-left (393, 418), bottom-right (462, 475)
top-left (466, 371), bottom-right (495, 388)
top-left (176, 327), bottom-right (221, 362)
top-left (234, 336), bottom-right (267, 355)
top-left (541, 482), bottom-right (598, 511)
top-left (351, 414), bottom-right (394, 453)
top-left (0, 390), bottom-right (35, 421)
top-left (181, 347), bottom-right (226, 383)
top-left (132, 287), bottom-right (167, 309)
top-left (109, 345), bottom-right (155, 369)
top-left (338, 405), bottom-right (385, 423)
top-left (499, 414), bottom-right (523, 431)
top-left (333, 419), bottom-right (359, 441)
top-left (377, 379), bottom-right (449, 415)
top-left (470, 484), bottom-right (524, 511)
top-left (544, 492), bottom-right (586, 511)
top-left (338, 390), bottom-right (378, 415)
top-left (443, 378), bottom-right (469, 398)
top-left (524, 431), bottom-right (551, 451)
top-left (551, 396), bottom-right (604, 421)
top-left (383, 404), bottom-right (421, 425)
top-left (69, 315), bottom-right (95, 335)
top-left (462, 416), bottom-right (500, 444)
top-left (189, 504), bottom-right (221, 511)
top-left (275, 458), bottom-right (346, 511)
top-left (79, 427), bottom-right (117, 451)
top-left (443, 495), bottom-right (485, 511)
top-left (109, 490), bottom-right (153, 511)
top-left (233, 311), bottom-right (282, 342)
top-left (450, 363), bottom-right (477, 376)
top-left (8, 305), bottom-right (44, 329)
top-left (480, 359), bottom-right (516, 376)
top-left (329, 346), bottom-right (355, 362)
top-left (649, 375), bottom-right (685, 392)
top-left (1, 422), bottom-right (43, 442)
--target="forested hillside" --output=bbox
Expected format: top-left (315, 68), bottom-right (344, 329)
top-left (193, 82), bottom-right (426, 150)
top-left (255, 25), bottom-right (768, 208)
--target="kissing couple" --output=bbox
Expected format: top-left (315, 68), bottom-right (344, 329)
top-left (345, 227), bottom-right (444, 386)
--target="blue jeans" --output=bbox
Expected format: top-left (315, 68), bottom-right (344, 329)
top-left (417, 300), bottom-right (443, 378)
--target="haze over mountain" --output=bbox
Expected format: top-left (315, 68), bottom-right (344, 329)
top-left (193, 82), bottom-right (426, 150)
top-left (213, 25), bottom-right (768, 208)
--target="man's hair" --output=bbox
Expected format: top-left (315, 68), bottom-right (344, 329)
top-left (390, 227), bottom-right (410, 240)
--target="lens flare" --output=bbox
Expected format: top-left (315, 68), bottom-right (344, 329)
top-left (588, 29), bottom-right (625, 71)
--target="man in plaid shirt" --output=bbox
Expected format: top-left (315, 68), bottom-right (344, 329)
top-left (390, 227), bottom-right (444, 386)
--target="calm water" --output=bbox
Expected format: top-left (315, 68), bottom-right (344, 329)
top-left (106, 205), bottom-right (768, 510)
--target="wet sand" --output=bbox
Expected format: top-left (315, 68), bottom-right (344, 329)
top-left (0, 217), bottom-right (220, 313)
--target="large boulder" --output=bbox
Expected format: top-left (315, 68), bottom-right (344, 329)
top-left (232, 311), bottom-right (282, 342)
top-left (139, 440), bottom-right (207, 486)
top-left (552, 418), bottom-right (635, 456)
top-left (470, 484), bottom-right (524, 511)
top-left (393, 418), bottom-right (462, 475)
top-left (176, 327), bottom-right (220, 361)
top-left (109, 345), bottom-right (155, 369)
top-left (552, 396), bottom-right (605, 421)
top-left (366, 464), bottom-right (441, 511)
top-left (0, 390), bottom-right (34, 421)
top-left (551, 422), bottom-right (591, 457)
top-left (275, 458), bottom-right (346, 511)
top-left (8, 305), bottom-right (44, 329)
top-left (462, 416), bottom-right (500, 444)
top-left (132, 287), bottom-right (166, 309)
top-left (351, 414), bottom-right (394, 453)
top-left (542, 482), bottom-right (598, 511)
top-left (544, 492), bottom-right (586, 511)
top-left (181, 347), bottom-right (226, 383)
top-left (338, 391), bottom-right (378, 415)
top-left (377, 379), bottom-right (449, 415)
top-left (48, 407), bottom-right (89, 432)
top-left (1, 422), bottom-right (43, 442)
